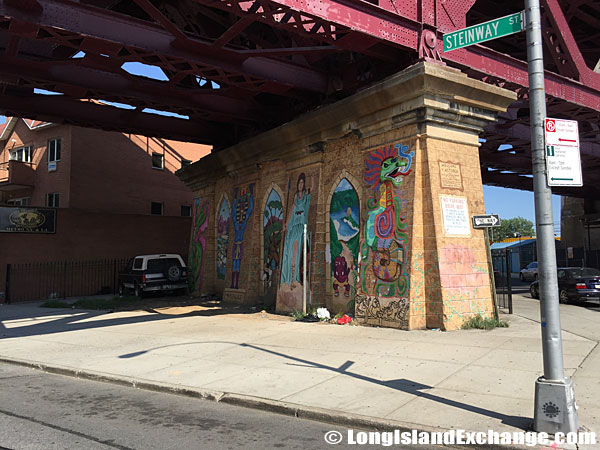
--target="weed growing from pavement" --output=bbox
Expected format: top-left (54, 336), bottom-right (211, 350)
top-left (461, 314), bottom-right (509, 330)
top-left (290, 310), bottom-right (306, 321)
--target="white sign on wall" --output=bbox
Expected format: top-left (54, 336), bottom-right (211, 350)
top-left (441, 195), bottom-right (470, 236)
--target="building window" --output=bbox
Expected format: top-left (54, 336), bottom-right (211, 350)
top-left (48, 138), bottom-right (61, 162)
top-left (10, 146), bottom-right (33, 163)
top-left (181, 205), bottom-right (191, 217)
top-left (7, 197), bottom-right (31, 206)
top-left (151, 202), bottom-right (163, 215)
top-left (152, 153), bottom-right (164, 169)
top-left (181, 159), bottom-right (191, 169)
top-left (46, 192), bottom-right (59, 208)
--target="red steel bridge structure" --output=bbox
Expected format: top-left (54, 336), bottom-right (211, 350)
top-left (0, 0), bottom-right (598, 197)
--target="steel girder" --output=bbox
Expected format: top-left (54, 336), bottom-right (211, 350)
top-left (0, 87), bottom-right (222, 142)
top-left (0, 0), bottom-right (329, 93)
top-left (0, 0), bottom-right (598, 197)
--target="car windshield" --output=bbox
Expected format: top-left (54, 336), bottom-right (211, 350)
top-left (566, 268), bottom-right (600, 278)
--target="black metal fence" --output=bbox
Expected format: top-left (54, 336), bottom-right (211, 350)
top-left (556, 247), bottom-right (600, 269)
top-left (6, 258), bottom-right (129, 303)
top-left (493, 248), bottom-right (513, 313)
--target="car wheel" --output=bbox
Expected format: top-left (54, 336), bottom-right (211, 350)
top-left (530, 284), bottom-right (539, 299)
top-left (134, 283), bottom-right (144, 298)
top-left (167, 265), bottom-right (181, 282)
top-left (559, 289), bottom-right (569, 304)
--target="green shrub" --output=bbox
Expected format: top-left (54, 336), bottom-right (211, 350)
top-left (290, 310), bottom-right (306, 321)
top-left (461, 314), bottom-right (509, 330)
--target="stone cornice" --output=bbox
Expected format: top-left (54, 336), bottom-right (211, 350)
top-left (178, 61), bottom-right (516, 186)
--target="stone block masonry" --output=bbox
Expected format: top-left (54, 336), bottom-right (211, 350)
top-left (178, 62), bottom-right (516, 330)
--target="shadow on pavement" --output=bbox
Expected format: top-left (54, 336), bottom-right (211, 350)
top-left (0, 299), bottom-right (277, 340)
top-left (117, 341), bottom-right (532, 431)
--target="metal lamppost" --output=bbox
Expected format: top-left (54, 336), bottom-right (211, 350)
top-left (525, 0), bottom-right (579, 434)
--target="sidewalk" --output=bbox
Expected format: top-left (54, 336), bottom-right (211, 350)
top-left (0, 295), bottom-right (598, 448)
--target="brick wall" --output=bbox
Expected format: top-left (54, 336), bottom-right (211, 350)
top-left (0, 208), bottom-right (191, 303)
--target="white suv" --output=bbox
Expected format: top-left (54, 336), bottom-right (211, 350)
top-left (118, 254), bottom-right (188, 297)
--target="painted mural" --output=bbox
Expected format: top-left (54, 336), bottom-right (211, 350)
top-left (277, 171), bottom-right (317, 312)
top-left (231, 183), bottom-right (255, 289)
top-left (263, 189), bottom-right (284, 290)
top-left (216, 197), bottom-right (231, 280)
top-left (361, 143), bottom-right (414, 298)
top-left (189, 197), bottom-right (210, 293)
top-left (330, 178), bottom-right (360, 298)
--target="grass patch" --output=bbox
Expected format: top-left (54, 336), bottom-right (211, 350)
top-left (40, 300), bottom-right (71, 308)
top-left (72, 297), bottom-right (120, 310)
top-left (290, 310), bottom-right (306, 321)
top-left (462, 314), bottom-right (509, 330)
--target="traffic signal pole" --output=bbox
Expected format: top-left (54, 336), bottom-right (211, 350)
top-left (525, 0), bottom-right (579, 434)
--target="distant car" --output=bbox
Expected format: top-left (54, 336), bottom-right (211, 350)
top-left (520, 261), bottom-right (538, 281)
top-left (529, 267), bottom-right (600, 304)
top-left (118, 254), bottom-right (188, 297)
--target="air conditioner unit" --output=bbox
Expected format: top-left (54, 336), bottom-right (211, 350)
top-left (48, 161), bottom-right (57, 172)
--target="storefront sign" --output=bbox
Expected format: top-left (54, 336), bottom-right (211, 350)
top-left (0, 207), bottom-right (57, 233)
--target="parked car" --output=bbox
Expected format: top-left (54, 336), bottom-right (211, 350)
top-left (529, 267), bottom-right (600, 304)
top-left (118, 254), bottom-right (188, 297)
top-left (520, 261), bottom-right (538, 281)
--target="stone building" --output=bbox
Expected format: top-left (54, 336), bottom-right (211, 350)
top-left (178, 62), bottom-right (515, 330)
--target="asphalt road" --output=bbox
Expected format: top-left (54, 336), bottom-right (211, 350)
top-left (0, 363), bottom-right (462, 450)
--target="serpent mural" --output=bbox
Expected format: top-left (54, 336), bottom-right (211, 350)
top-left (189, 197), bottom-right (210, 293)
top-left (361, 143), bottom-right (414, 297)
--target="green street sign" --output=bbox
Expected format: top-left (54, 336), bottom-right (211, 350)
top-left (443, 11), bottom-right (524, 52)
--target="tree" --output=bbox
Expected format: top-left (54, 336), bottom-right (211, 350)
top-left (492, 217), bottom-right (535, 242)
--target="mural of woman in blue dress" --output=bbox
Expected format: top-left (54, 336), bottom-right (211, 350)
top-left (280, 172), bottom-right (313, 288)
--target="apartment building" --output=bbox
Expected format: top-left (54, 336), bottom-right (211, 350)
top-left (0, 117), bottom-right (211, 302)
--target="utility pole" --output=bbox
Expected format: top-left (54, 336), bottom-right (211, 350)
top-left (525, 0), bottom-right (579, 434)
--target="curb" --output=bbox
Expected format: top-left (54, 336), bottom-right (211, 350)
top-left (0, 356), bottom-right (574, 450)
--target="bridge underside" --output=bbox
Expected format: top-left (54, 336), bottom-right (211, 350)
top-left (0, 0), bottom-right (599, 197)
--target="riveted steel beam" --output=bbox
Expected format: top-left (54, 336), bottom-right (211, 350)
top-left (0, 0), bottom-right (329, 93)
top-left (0, 87), bottom-right (223, 143)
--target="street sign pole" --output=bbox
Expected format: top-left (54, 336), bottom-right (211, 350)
top-left (525, 0), bottom-right (578, 434)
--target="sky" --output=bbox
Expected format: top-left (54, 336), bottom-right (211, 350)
top-left (483, 185), bottom-right (561, 236)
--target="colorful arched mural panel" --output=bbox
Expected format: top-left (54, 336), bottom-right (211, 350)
top-left (231, 183), bottom-right (255, 289)
top-left (189, 197), bottom-right (209, 293)
top-left (263, 189), bottom-right (284, 290)
top-left (276, 170), bottom-right (318, 312)
top-left (361, 143), bottom-right (414, 298)
top-left (216, 197), bottom-right (231, 280)
top-left (330, 178), bottom-right (359, 298)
